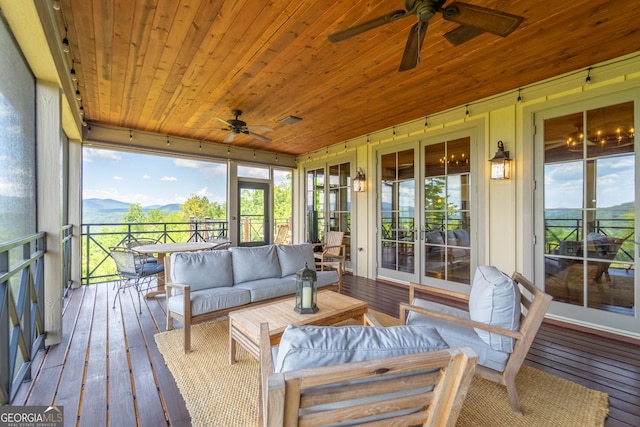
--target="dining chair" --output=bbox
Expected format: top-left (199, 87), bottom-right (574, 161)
top-left (109, 246), bottom-right (165, 313)
top-left (273, 224), bottom-right (290, 244)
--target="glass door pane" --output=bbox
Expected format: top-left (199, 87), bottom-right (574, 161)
top-left (238, 181), bottom-right (269, 246)
top-left (380, 149), bottom-right (416, 276)
top-left (543, 102), bottom-right (635, 316)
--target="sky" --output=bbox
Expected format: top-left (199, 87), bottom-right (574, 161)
top-left (83, 147), bottom-right (228, 206)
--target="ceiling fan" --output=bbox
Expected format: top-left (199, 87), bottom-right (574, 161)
top-left (328, 0), bottom-right (524, 71)
top-left (214, 109), bottom-right (273, 143)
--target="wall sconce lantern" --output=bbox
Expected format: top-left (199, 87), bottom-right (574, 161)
top-left (489, 141), bottom-right (512, 180)
top-left (353, 167), bottom-right (366, 192)
top-left (295, 263), bottom-right (318, 314)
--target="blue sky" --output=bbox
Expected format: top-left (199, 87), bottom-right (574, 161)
top-left (83, 147), bottom-right (228, 206)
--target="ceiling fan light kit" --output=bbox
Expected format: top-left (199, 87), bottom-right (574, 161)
top-left (328, 0), bottom-right (524, 71)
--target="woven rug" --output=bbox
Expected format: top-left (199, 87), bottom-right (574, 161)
top-left (155, 311), bottom-right (609, 427)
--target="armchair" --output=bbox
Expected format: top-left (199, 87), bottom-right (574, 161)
top-left (399, 266), bottom-right (552, 416)
top-left (259, 321), bottom-right (478, 427)
top-left (312, 230), bottom-right (345, 272)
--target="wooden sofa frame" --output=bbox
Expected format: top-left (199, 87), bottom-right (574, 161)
top-left (399, 272), bottom-right (552, 416)
top-left (259, 320), bottom-right (478, 427)
top-left (164, 257), bottom-right (341, 353)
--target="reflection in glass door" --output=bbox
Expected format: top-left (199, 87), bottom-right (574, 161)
top-left (238, 181), bottom-right (270, 246)
top-left (306, 162), bottom-right (352, 267)
top-left (380, 149), bottom-right (417, 279)
top-left (539, 101), bottom-right (636, 325)
top-left (424, 137), bottom-right (472, 284)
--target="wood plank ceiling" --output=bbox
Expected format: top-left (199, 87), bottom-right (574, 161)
top-left (56, 0), bottom-right (640, 156)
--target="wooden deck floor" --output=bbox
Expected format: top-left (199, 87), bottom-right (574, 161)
top-left (12, 275), bottom-right (640, 426)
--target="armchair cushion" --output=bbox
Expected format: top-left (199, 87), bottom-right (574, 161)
top-left (276, 243), bottom-right (315, 277)
top-left (170, 250), bottom-right (233, 291)
top-left (274, 324), bottom-right (448, 373)
top-left (406, 298), bottom-right (510, 371)
top-left (468, 266), bottom-right (520, 352)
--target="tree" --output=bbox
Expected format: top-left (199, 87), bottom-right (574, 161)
top-left (181, 194), bottom-right (211, 219)
top-left (123, 203), bottom-right (145, 223)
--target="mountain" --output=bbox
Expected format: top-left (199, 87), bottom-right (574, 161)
top-left (83, 198), bottom-right (181, 223)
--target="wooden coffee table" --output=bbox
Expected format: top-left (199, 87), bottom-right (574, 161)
top-left (229, 290), bottom-right (368, 364)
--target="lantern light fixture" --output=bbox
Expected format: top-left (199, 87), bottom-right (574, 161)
top-left (489, 141), bottom-right (512, 180)
top-left (353, 167), bottom-right (366, 192)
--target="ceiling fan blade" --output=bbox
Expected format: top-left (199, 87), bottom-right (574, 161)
top-left (246, 125), bottom-right (273, 132)
top-left (399, 21), bottom-right (428, 72)
top-left (442, 2), bottom-right (523, 37)
top-left (248, 132), bottom-right (272, 143)
top-left (443, 24), bottom-right (484, 46)
top-left (214, 116), bottom-right (233, 127)
top-left (223, 132), bottom-right (236, 143)
top-left (328, 10), bottom-right (409, 42)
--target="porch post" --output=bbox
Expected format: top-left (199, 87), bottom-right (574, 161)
top-left (36, 81), bottom-right (63, 346)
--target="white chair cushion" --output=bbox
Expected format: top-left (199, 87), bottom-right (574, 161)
top-left (468, 265), bottom-right (520, 352)
top-left (274, 324), bottom-right (448, 373)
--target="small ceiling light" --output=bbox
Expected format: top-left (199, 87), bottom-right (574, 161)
top-left (517, 89), bottom-right (522, 103)
top-left (62, 37), bottom-right (70, 53)
top-left (278, 115), bottom-right (302, 125)
top-left (585, 67), bottom-right (592, 85)
top-left (353, 168), bottom-right (366, 192)
top-left (424, 116), bottom-right (429, 127)
top-left (465, 105), bottom-right (470, 117)
top-left (79, 105), bottom-right (84, 116)
top-left (199, 141), bottom-right (202, 151)
top-left (70, 66), bottom-right (77, 81)
top-left (166, 135), bottom-right (170, 146)
top-left (75, 90), bottom-right (81, 101)
top-left (52, 0), bottom-right (61, 10)
top-left (489, 141), bottom-right (512, 180)
top-left (129, 130), bottom-right (133, 142)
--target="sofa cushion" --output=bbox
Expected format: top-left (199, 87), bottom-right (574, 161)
top-left (235, 277), bottom-right (297, 302)
top-left (167, 286), bottom-right (251, 317)
top-left (230, 245), bottom-right (281, 284)
top-left (276, 243), bottom-right (316, 277)
top-left (170, 250), bottom-right (233, 292)
top-left (469, 266), bottom-right (520, 352)
top-left (274, 324), bottom-right (448, 373)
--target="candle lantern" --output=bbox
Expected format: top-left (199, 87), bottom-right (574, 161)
top-left (295, 262), bottom-right (318, 314)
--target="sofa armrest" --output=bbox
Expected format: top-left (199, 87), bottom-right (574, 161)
top-left (315, 261), bottom-right (342, 293)
top-left (399, 302), bottom-right (523, 340)
top-left (165, 282), bottom-right (189, 298)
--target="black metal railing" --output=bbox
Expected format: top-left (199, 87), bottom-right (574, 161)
top-left (0, 232), bottom-right (46, 404)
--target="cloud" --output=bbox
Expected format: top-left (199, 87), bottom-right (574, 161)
top-left (161, 176), bottom-right (177, 181)
top-left (142, 174), bottom-right (151, 179)
top-left (112, 176), bottom-right (124, 181)
top-left (83, 147), bottom-right (122, 163)
top-left (174, 158), bottom-right (226, 178)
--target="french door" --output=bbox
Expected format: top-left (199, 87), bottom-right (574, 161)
top-left (377, 134), bottom-right (475, 286)
top-left (306, 161), bottom-right (352, 269)
top-left (534, 96), bottom-right (638, 335)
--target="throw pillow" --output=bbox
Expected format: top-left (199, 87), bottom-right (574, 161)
top-left (468, 265), bottom-right (521, 352)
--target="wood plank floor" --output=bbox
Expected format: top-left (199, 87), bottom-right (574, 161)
top-left (12, 275), bottom-right (640, 426)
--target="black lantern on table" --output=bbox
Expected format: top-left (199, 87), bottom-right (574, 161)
top-left (295, 262), bottom-right (318, 314)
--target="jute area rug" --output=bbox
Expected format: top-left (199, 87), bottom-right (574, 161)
top-left (155, 311), bottom-right (609, 427)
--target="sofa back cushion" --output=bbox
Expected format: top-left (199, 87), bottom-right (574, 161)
top-left (468, 266), bottom-right (521, 352)
top-left (230, 245), bottom-right (281, 284)
top-left (276, 243), bottom-right (316, 277)
top-left (274, 324), bottom-right (448, 373)
top-left (170, 250), bottom-right (233, 292)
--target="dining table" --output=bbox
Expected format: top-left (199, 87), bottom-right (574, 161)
top-left (131, 241), bottom-right (216, 298)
